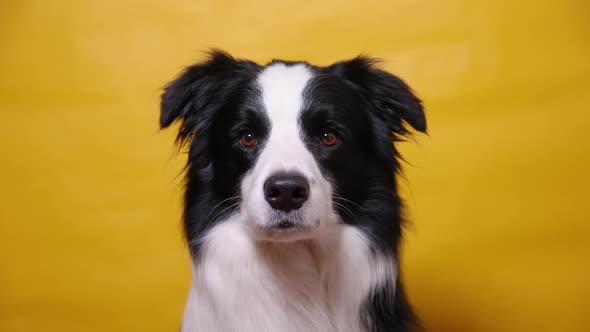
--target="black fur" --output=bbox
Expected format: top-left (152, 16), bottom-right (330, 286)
top-left (161, 51), bottom-right (264, 254)
top-left (160, 50), bottom-right (425, 331)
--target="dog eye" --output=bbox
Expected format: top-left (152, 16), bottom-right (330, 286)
top-left (320, 132), bottom-right (338, 147)
top-left (240, 132), bottom-right (257, 148)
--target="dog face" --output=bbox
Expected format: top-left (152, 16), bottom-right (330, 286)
top-left (160, 51), bottom-right (425, 250)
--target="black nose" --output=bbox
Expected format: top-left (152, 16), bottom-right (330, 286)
top-left (263, 172), bottom-right (309, 212)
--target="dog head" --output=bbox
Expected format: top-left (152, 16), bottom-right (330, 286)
top-left (161, 51), bottom-right (425, 249)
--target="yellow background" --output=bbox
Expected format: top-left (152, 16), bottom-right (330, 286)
top-left (1, 0), bottom-right (589, 331)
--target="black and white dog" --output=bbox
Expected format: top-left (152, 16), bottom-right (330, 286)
top-left (160, 50), bottom-right (426, 332)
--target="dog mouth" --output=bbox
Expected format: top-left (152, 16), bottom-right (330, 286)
top-left (255, 219), bottom-right (316, 242)
top-left (274, 220), bottom-right (298, 229)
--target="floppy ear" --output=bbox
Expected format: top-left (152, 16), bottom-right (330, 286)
top-left (327, 56), bottom-right (426, 135)
top-left (160, 50), bottom-right (259, 168)
top-left (160, 50), bottom-right (259, 140)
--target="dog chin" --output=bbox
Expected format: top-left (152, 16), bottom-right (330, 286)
top-left (251, 220), bottom-right (320, 242)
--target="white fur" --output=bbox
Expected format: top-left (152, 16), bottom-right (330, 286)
top-left (182, 217), bottom-right (397, 332)
top-left (181, 63), bottom-right (398, 331)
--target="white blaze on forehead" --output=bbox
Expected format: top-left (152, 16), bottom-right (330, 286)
top-left (257, 63), bottom-right (312, 133)
top-left (254, 62), bottom-right (316, 177)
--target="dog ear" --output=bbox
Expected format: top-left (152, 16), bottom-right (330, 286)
top-left (161, 50), bottom-right (234, 129)
top-left (160, 50), bottom-right (259, 141)
top-left (327, 56), bottom-right (426, 135)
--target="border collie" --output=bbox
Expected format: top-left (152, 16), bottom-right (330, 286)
top-left (160, 50), bottom-right (426, 332)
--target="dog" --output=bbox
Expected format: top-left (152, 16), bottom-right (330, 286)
top-left (160, 50), bottom-right (426, 332)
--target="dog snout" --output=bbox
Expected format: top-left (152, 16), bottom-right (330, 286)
top-left (263, 172), bottom-right (309, 212)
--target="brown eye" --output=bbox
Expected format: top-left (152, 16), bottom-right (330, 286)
top-left (320, 132), bottom-right (338, 147)
top-left (240, 132), bottom-right (257, 147)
